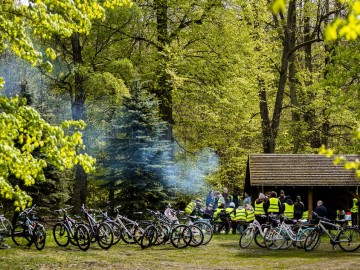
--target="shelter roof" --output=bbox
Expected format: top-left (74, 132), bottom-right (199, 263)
top-left (247, 154), bottom-right (360, 187)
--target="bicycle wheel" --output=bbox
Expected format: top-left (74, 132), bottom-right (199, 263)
top-left (96, 222), bottom-right (114, 250)
top-left (140, 225), bottom-right (158, 249)
top-left (194, 221), bottom-right (213, 245)
top-left (304, 228), bottom-right (321, 251)
top-left (154, 224), bottom-right (170, 246)
top-left (75, 224), bottom-right (91, 251)
top-left (12, 224), bottom-right (29, 246)
top-left (296, 227), bottom-right (313, 249)
top-left (338, 227), bottom-right (360, 252)
top-left (239, 227), bottom-right (254, 248)
top-left (121, 223), bottom-right (140, 244)
top-left (189, 225), bottom-right (204, 247)
top-left (34, 225), bottom-right (46, 251)
top-left (264, 227), bottom-right (285, 250)
top-left (106, 222), bottom-right (122, 245)
top-left (1, 218), bottom-right (13, 236)
top-left (254, 228), bottom-right (266, 248)
top-left (170, 224), bottom-right (192, 249)
top-left (53, 223), bottom-right (70, 247)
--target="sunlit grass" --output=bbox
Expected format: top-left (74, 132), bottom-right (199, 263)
top-left (1, 232), bottom-right (360, 269)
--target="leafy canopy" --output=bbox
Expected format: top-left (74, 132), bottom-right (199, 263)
top-left (0, 0), bottom-right (132, 73)
top-left (271, 0), bottom-right (360, 41)
top-left (0, 95), bottom-right (96, 210)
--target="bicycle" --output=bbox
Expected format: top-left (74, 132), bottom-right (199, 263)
top-left (239, 215), bottom-right (270, 248)
top-left (75, 205), bottom-right (114, 251)
top-left (11, 204), bottom-right (46, 250)
top-left (53, 206), bottom-right (84, 248)
top-left (0, 204), bottom-right (12, 249)
top-left (263, 216), bottom-right (314, 250)
top-left (304, 211), bottom-right (360, 252)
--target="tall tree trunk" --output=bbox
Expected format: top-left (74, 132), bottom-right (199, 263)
top-left (154, 0), bottom-right (174, 142)
top-left (70, 33), bottom-right (88, 212)
top-left (288, 1), bottom-right (299, 153)
top-left (260, 0), bottom-right (296, 153)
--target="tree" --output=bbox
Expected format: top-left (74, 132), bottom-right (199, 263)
top-left (99, 82), bottom-right (172, 215)
top-left (0, 95), bottom-right (95, 210)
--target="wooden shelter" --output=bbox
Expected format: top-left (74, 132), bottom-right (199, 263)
top-left (244, 154), bottom-right (360, 219)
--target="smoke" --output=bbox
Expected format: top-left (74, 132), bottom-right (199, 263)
top-left (163, 147), bottom-right (219, 196)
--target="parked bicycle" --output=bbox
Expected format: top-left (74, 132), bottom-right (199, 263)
top-left (239, 215), bottom-right (271, 248)
top-left (263, 216), bottom-right (314, 250)
top-left (53, 206), bottom-right (84, 248)
top-left (0, 204), bottom-right (12, 249)
top-left (12, 204), bottom-right (46, 250)
top-left (75, 205), bottom-right (114, 251)
top-left (304, 211), bottom-right (360, 252)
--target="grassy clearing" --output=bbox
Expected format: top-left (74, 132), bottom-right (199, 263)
top-left (1, 232), bottom-right (360, 270)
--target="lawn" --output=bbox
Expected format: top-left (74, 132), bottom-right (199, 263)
top-left (1, 233), bottom-right (360, 270)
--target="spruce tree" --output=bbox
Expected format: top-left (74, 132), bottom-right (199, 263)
top-left (100, 82), bottom-right (172, 216)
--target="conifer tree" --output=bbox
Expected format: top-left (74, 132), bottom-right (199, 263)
top-left (100, 82), bottom-right (172, 216)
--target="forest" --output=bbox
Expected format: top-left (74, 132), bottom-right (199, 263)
top-left (1, 0), bottom-right (360, 216)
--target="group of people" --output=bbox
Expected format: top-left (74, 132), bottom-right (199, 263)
top-left (184, 188), bottom-right (360, 234)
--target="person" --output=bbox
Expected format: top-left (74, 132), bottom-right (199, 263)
top-left (314, 200), bottom-right (327, 218)
top-left (222, 187), bottom-right (232, 208)
top-left (278, 190), bottom-right (286, 204)
top-left (205, 190), bottom-right (214, 207)
top-left (185, 198), bottom-right (203, 217)
top-left (230, 205), bottom-right (247, 234)
top-left (282, 197), bottom-right (294, 219)
top-left (293, 195), bottom-right (305, 220)
top-left (202, 203), bottom-right (214, 220)
top-left (213, 203), bottom-right (231, 234)
top-left (212, 191), bottom-right (221, 210)
top-left (350, 197), bottom-right (358, 226)
top-left (232, 189), bottom-right (240, 209)
top-left (242, 192), bottom-right (252, 207)
top-left (267, 191), bottom-right (282, 216)
top-left (254, 193), bottom-right (267, 224)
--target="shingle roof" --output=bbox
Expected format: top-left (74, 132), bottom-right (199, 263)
top-left (247, 154), bottom-right (360, 187)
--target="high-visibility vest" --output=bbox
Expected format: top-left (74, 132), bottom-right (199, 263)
top-left (302, 210), bottom-right (309, 220)
top-left (284, 203), bottom-right (294, 218)
top-left (213, 208), bottom-right (225, 221)
top-left (268, 198), bottom-right (280, 213)
top-left (254, 201), bottom-right (265, 215)
top-left (351, 198), bottom-right (358, 213)
top-left (231, 208), bottom-right (246, 221)
top-left (246, 209), bottom-right (255, 222)
top-left (185, 202), bottom-right (195, 215)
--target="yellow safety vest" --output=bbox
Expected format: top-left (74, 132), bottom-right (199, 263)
top-left (246, 209), bottom-right (255, 222)
top-left (213, 208), bottom-right (225, 221)
top-left (302, 210), bottom-right (309, 220)
top-left (284, 203), bottom-right (294, 219)
top-left (351, 199), bottom-right (358, 213)
top-left (268, 197), bottom-right (280, 213)
top-left (231, 208), bottom-right (246, 221)
top-left (254, 201), bottom-right (265, 215)
top-left (185, 202), bottom-right (195, 215)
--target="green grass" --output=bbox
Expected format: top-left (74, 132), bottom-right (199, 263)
top-left (1, 232), bottom-right (360, 270)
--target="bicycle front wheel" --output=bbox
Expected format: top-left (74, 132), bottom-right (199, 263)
top-left (97, 222), bottom-right (114, 250)
top-left (12, 224), bottom-right (29, 246)
top-left (140, 225), bottom-right (158, 249)
top-left (239, 227), bottom-right (254, 248)
top-left (264, 227), bottom-right (285, 250)
top-left (34, 225), bottom-right (46, 251)
top-left (194, 221), bottom-right (213, 245)
top-left (189, 225), bottom-right (204, 247)
top-left (75, 224), bottom-right (91, 251)
top-left (254, 228), bottom-right (266, 248)
top-left (304, 228), bottom-right (321, 251)
top-left (53, 223), bottom-right (70, 247)
top-left (170, 225), bottom-right (192, 249)
top-left (338, 227), bottom-right (360, 252)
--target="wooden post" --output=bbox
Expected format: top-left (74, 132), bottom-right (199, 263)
top-left (308, 188), bottom-right (313, 220)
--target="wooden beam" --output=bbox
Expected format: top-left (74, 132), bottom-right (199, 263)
top-left (308, 188), bottom-right (313, 220)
